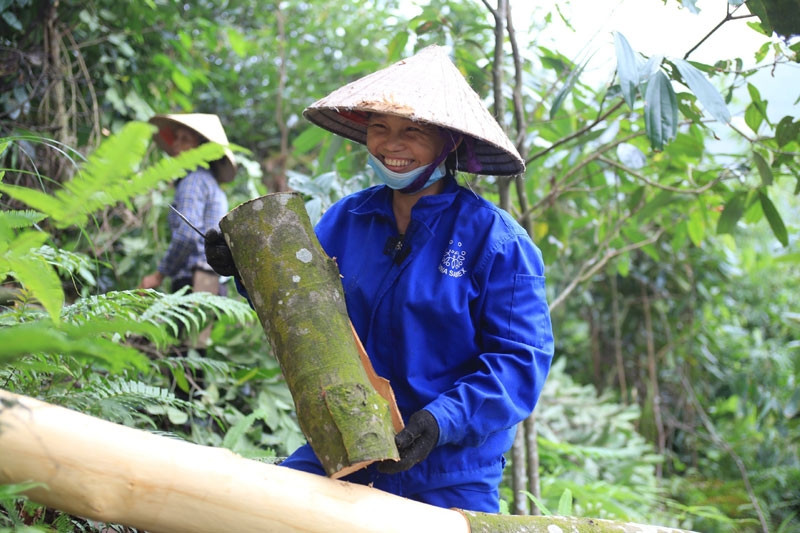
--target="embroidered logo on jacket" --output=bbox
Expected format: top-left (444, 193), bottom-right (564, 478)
top-left (438, 240), bottom-right (467, 278)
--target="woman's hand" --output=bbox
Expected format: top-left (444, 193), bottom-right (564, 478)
top-left (139, 271), bottom-right (164, 289)
top-left (378, 410), bottom-right (439, 474)
top-left (204, 228), bottom-right (239, 278)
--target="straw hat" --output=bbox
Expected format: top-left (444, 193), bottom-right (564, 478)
top-left (149, 113), bottom-right (237, 183)
top-left (302, 45), bottom-right (524, 176)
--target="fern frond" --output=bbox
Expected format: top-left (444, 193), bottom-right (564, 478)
top-left (129, 141), bottom-right (227, 195)
top-left (34, 245), bottom-right (98, 286)
top-left (139, 288), bottom-right (256, 336)
top-left (49, 377), bottom-right (189, 426)
top-left (0, 122), bottom-right (227, 229)
top-left (161, 353), bottom-right (233, 376)
top-left (2, 237), bottom-right (64, 324)
top-left (60, 289), bottom-right (255, 345)
top-left (0, 209), bottom-right (47, 230)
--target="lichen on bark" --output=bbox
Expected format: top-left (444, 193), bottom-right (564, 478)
top-left (220, 192), bottom-right (399, 478)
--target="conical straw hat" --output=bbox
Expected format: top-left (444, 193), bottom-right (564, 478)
top-left (149, 113), bottom-right (237, 183)
top-left (303, 45), bottom-right (524, 176)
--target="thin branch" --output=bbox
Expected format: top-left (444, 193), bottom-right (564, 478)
top-left (549, 227), bottom-right (665, 311)
top-left (527, 100), bottom-right (625, 164)
top-left (679, 374), bottom-right (770, 533)
top-left (597, 155), bottom-right (726, 194)
top-left (684, 3), bottom-right (756, 59)
top-left (479, 0), bottom-right (498, 18)
top-left (506, 3), bottom-right (532, 234)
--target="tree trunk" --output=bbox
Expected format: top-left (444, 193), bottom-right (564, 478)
top-left (510, 424), bottom-right (528, 515)
top-left (524, 413), bottom-right (541, 515)
top-left (0, 389), bottom-right (696, 533)
top-left (219, 192), bottom-right (401, 478)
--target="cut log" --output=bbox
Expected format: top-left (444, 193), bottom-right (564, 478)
top-left (219, 192), bottom-right (401, 478)
top-left (0, 389), bottom-right (696, 533)
top-left (0, 389), bottom-right (464, 533)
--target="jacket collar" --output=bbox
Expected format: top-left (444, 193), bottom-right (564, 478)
top-left (348, 174), bottom-right (459, 221)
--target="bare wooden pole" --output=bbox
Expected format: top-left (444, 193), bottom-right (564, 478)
top-left (0, 389), bottom-right (465, 533)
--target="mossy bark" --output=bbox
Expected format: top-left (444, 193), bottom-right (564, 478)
top-left (460, 511), bottom-right (696, 533)
top-left (461, 511), bottom-right (692, 533)
top-left (219, 192), bottom-right (400, 478)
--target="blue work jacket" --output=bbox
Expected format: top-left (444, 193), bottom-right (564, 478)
top-left (288, 174), bottom-right (554, 489)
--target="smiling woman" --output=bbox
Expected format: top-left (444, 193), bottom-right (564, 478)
top-left (205, 44), bottom-right (555, 513)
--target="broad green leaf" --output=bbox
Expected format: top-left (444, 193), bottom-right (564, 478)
top-left (616, 252), bottom-right (631, 277)
top-left (775, 116), bottom-right (800, 147)
top-left (6, 255), bottom-right (64, 324)
top-left (755, 42), bottom-right (771, 62)
top-left (638, 54), bottom-right (664, 83)
top-left (171, 69), bottom-right (193, 95)
top-left (687, 209), bottom-right (706, 246)
top-left (752, 152), bottom-right (773, 186)
top-left (746, 82), bottom-right (771, 127)
top-left (387, 32), bottom-right (410, 63)
top-left (226, 28), bottom-right (248, 57)
top-left (744, 102), bottom-right (764, 134)
top-left (644, 70), bottom-right (678, 151)
top-left (0, 482), bottom-right (44, 498)
top-left (758, 190), bottom-right (788, 246)
top-left (557, 488), bottom-right (574, 516)
top-left (744, 0), bottom-right (773, 36)
top-left (292, 126), bottom-right (327, 155)
top-left (716, 192), bottom-right (746, 235)
top-left (0, 183), bottom-right (59, 220)
top-left (105, 86), bottom-right (127, 115)
top-left (222, 408), bottom-right (267, 451)
top-left (550, 57), bottom-right (589, 119)
top-left (0, 320), bottom-right (149, 370)
top-left (672, 59), bottom-right (731, 124)
top-left (1, 10), bottom-right (22, 31)
top-left (613, 32), bottom-right (639, 109)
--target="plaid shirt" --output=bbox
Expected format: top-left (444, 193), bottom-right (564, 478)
top-left (158, 168), bottom-right (228, 282)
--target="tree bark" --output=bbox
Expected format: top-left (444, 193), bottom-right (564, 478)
top-left (510, 424), bottom-right (528, 515)
top-left (219, 192), bottom-right (401, 478)
top-left (0, 389), bottom-right (696, 533)
top-left (524, 414), bottom-right (541, 515)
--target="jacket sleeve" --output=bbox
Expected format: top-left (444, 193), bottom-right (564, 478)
top-left (424, 234), bottom-right (554, 448)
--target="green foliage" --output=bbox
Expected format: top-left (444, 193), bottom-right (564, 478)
top-left (1, 1), bottom-right (799, 531)
top-left (0, 123), bottom-right (226, 229)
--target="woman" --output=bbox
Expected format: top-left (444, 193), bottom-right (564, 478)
top-left (207, 46), bottom-right (553, 512)
top-left (140, 113), bottom-right (234, 295)
top-left (140, 113), bottom-right (235, 351)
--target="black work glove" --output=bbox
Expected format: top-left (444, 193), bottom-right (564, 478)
top-left (378, 409), bottom-right (439, 474)
top-left (204, 228), bottom-right (239, 278)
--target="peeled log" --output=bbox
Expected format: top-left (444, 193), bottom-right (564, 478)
top-left (0, 389), bottom-right (697, 533)
top-left (0, 389), bottom-right (465, 533)
top-left (219, 192), bottom-right (401, 478)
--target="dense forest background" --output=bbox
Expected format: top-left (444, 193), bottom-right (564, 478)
top-left (1, 0), bottom-right (798, 531)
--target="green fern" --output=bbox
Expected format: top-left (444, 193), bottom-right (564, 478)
top-left (0, 209), bottom-right (46, 230)
top-left (0, 123), bottom-right (230, 324)
top-left (52, 377), bottom-right (187, 426)
top-left (0, 122), bottom-right (227, 229)
top-left (138, 287), bottom-right (256, 337)
top-left (35, 245), bottom-right (97, 287)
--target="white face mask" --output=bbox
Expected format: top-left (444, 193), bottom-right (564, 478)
top-left (368, 153), bottom-right (446, 192)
